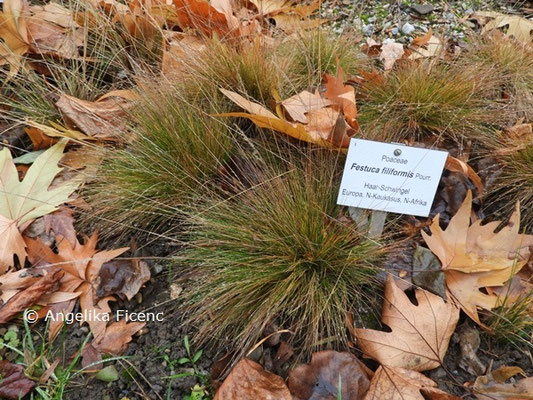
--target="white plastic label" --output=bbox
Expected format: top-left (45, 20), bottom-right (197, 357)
top-left (337, 139), bottom-right (448, 217)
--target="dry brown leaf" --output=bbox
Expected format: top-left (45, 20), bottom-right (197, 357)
top-left (0, 141), bottom-right (78, 273)
top-left (214, 358), bottom-right (292, 400)
top-left (92, 319), bottom-right (145, 355)
top-left (97, 259), bottom-right (151, 301)
top-left (0, 0), bottom-right (30, 77)
top-left (0, 216), bottom-right (27, 273)
top-left (55, 91), bottom-right (138, 139)
top-left (0, 360), bottom-right (36, 400)
top-left (272, 14), bottom-right (326, 33)
top-left (422, 191), bottom-right (533, 326)
top-left (444, 155), bottom-right (483, 196)
top-left (162, 33), bottom-right (206, 77)
top-left (467, 365), bottom-right (533, 399)
top-left (364, 366), bottom-right (460, 400)
top-left (25, 127), bottom-right (57, 150)
top-left (25, 233), bottom-right (129, 340)
top-left (26, 17), bottom-right (83, 59)
top-left (43, 207), bottom-right (76, 246)
top-left (0, 266), bottom-right (63, 324)
top-left (0, 268), bottom-right (41, 303)
top-left (478, 12), bottom-right (533, 42)
top-left (323, 67), bottom-right (358, 126)
top-left (287, 351), bottom-right (370, 400)
top-left (30, 3), bottom-right (77, 28)
top-left (173, 0), bottom-right (236, 37)
top-left (249, 0), bottom-right (291, 15)
top-left (281, 90), bottom-right (331, 124)
top-left (408, 35), bottom-right (443, 60)
top-left (380, 40), bottom-right (404, 70)
top-left (355, 275), bottom-right (459, 371)
top-left (217, 89), bottom-right (334, 147)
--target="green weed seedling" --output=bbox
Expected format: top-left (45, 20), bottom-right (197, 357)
top-left (162, 336), bottom-right (210, 400)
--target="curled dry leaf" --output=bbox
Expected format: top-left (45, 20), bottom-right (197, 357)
top-left (0, 141), bottom-right (79, 273)
top-left (0, 266), bottom-right (63, 324)
top-left (43, 207), bottom-right (76, 247)
top-left (173, 0), bottom-right (237, 37)
top-left (287, 350), bottom-right (370, 400)
top-left (0, 360), bottom-right (36, 400)
top-left (364, 366), bottom-right (460, 400)
top-left (0, 216), bottom-right (27, 275)
top-left (467, 365), bottom-right (533, 400)
top-left (444, 155), bottom-right (483, 196)
top-left (55, 90), bottom-right (139, 139)
top-left (25, 233), bottom-right (129, 341)
top-left (217, 89), bottom-right (328, 146)
top-left (219, 67), bottom-right (358, 149)
top-left (281, 90), bottom-right (331, 124)
top-left (0, 0), bottom-right (30, 77)
top-left (323, 67), bottom-right (359, 131)
top-left (97, 259), bottom-right (151, 301)
top-left (422, 191), bottom-right (533, 326)
top-left (214, 358), bottom-right (292, 400)
top-left (380, 39), bottom-right (404, 70)
top-left (355, 275), bottom-right (459, 371)
top-left (92, 319), bottom-right (145, 355)
top-left (476, 11), bottom-right (533, 43)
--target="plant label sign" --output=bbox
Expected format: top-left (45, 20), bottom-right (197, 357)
top-left (337, 139), bottom-right (448, 217)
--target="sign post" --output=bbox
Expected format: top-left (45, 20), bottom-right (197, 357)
top-left (337, 139), bottom-right (448, 235)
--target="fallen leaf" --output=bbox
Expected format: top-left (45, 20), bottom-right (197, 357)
top-left (0, 360), bottom-right (36, 400)
top-left (364, 365), bottom-right (460, 400)
top-left (0, 266), bottom-right (62, 324)
top-left (173, 0), bottom-right (236, 37)
top-left (287, 351), bottom-right (370, 400)
top-left (25, 127), bottom-right (57, 150)
top-left (281, 90), bottom-right (331, 124)
top-left (272, 14), bottom-right (325, 33)
top-left (478, 12), bottom-right (533, 42)
top-left (380, 39), bottom-right (404, 70)
top-left (422, 191), bottom-right (533, 326)
top-left (55, 91), bottom-right (138, 139)
top-left (214, 358), bottom-right (292, 400)
top-left (323, 67), bottom-right (357, 124)
top-left (467, 365), bottom-right (533, 399)
top-left (0, 0), bottom-right (30, 77)
top-left (25, 233), bottom-right (128, 340)
top-left (92, 319), bottom-right (145, 355)
top-left (0, 216), bottom-right (27, 272)
top-left (217, 89), bottom-right (333, 147)
top-left (0, 141), bottom-right (78, 273)
top-left (457, 322), bottom-right (485, 376)
top-left (30, 2), bottom-right (77, 28)
top-left (355, 275), bottom-right (459, 371)
top-left (26, 16), bottom-right (83, 59)
top-left (408, 35), bottom-right (443, 60)
top-left (444, 155), bottom-right (483, 196)
top-left (97, 259), bottom-right (150, 300)
top-left (44, 207), bottom-right (76, 247)
top-left (249, 0), bottom-right (291, 15)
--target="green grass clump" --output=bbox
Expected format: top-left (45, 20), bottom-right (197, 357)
top-left (488, 144), bottom-right (533, 229)
top-left (181, 38), bottom-right (288, 105)
top-left (487, 289), bottom-right (533, 349)
top-left (176, 150), bottom-right (387, 355)
top-left (357, 61), bottom-right (499, 143)
top-left (279, 31), bottom-right (365, 93)
top-left (83, 84), bottom-right (234, 238)
top-left (468, 35), bottom-right (533, 121)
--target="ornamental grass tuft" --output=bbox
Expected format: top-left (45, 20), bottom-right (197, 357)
top-left (176, 149), bottom-right (388, 355)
